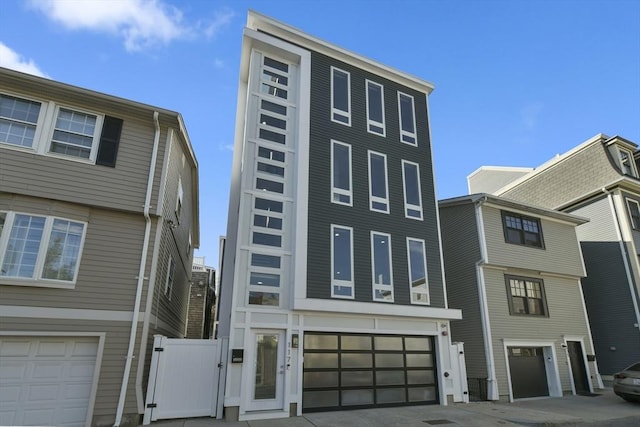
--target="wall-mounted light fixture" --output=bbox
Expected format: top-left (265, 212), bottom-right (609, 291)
top-left (165, 219), bottom-right (177, 229)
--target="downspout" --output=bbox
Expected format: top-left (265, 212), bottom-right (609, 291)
top-left (474, 197), bottom-right (499, 400)
top-left (602, 188), bottom-right (640, 331)
top-left (114, 111), bottom-right (161, 426)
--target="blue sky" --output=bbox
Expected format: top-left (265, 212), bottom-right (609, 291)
top-left (1, 0), bottom-right (639, 267)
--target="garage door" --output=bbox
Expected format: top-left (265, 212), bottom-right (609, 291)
top-left (508, 346), bottom-right (548, 399)
top-left (303, 333), bottom-right (438, 412)
top-left (0, 336), bottom-right (99, 427)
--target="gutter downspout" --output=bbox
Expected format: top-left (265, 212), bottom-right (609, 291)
top-left (474, 197), bottom-right (499, 400)
top-left (602, 188), bottom-right (640, 331)
top-left (114, 111), bottom-right (161, 426)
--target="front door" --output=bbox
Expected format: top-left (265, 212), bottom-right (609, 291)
top-left (249, 330), bottom-right (285, 411)
top-left (567, 341), bottom-right (590, 394)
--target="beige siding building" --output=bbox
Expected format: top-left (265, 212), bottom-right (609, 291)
top-left (0, 67), bottom-right (199, 427)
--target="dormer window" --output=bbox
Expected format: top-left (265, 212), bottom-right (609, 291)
top-left (618, 147), bottom-right (637, 177)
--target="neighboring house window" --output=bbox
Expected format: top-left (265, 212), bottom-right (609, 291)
top-left (331, 140), bottom-right (352, 206)
top-left (397, 92), bottom-right (417, 145)
top-left (331, 67), bottom-right (351, 125)
top-left (502, 211), bottom-right (544, 248)
top-left (371, 231), bottom-right (393, 302)
top-left (407, 237), bottom-right (429, 304)
top-left (626, 198), bottom-right (640, 230)
top-left (0, 93), bottom-right (123, 166)
top-left (331, 225), bottom-right (354, 299)
top-left (248, 252), bottom-right (281, 307)
top-left (176, 178), bottom-right (184, 222)
top-left (187, 232), bottom-right (192, 255)
top-left (0, 211), bottom-right (86, 284)
top-left (368, 150), bottom-right (389, 213)
top-left (505, 276), bottom-right (548, 316)
top-left (402, 160), bottom-right (423, 220)
top-left (618, 148), bottom-right (637, 177)
top-left (366, 80), bottom-right (385, 136)
top-left (165, 256), bottom-right (175, 299)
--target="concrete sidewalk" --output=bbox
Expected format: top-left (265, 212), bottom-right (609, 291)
top-left (145, 389), bottom-right (640, 427)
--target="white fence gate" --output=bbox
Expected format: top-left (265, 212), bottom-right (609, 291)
top-left (143, 335), bottom-right (222, 425)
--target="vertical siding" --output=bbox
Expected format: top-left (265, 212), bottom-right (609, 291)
top-left (438, 203), bottom-right (487, 378)
top-left (306, 51), bottom-right (445, 307)
top-left (482, 268), bottom-right (594, 396)
top-left (482, 205), bottom-right (585, 277)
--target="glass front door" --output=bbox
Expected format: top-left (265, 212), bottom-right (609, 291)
top-left (250, 330), bottom-right (285, 410)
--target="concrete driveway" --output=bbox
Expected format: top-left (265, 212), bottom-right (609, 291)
top-left (146, 388), bottom-right (640, 427)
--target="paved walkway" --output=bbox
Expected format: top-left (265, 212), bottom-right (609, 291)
top-left (145, 389), bottom-right (640, 427)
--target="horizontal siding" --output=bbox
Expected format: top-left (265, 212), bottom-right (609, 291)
top-left (439, 203), bottom-right (487, 378)
top-left (0, 194), bottom-right (150, 311)
top-left (566, 196), bottom-right (618, 242)
top-left (482, 267), bottom-right (593, 395)
top-left (483, 205), bottom-right (585, 277)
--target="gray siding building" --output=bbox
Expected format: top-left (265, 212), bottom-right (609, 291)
top-left (439, 194), bottom-right (601, 402)
top-left (0, 67), bottom-right (199, 427)
top-left (469, 134), bottom-right (640, 379)
top-left (218, 11), bottom-right (463, 422)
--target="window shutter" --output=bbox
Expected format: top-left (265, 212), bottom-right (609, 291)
top-left (96, 116), bottom-right (123, 167)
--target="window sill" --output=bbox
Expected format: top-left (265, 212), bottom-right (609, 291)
top-left (0, 277), bottom-right (76, 289)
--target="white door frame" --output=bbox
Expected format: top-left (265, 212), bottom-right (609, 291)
top-left (245, 329), bottom-right (286, 412)
top-left (563, 336), bottom-right (593, 394)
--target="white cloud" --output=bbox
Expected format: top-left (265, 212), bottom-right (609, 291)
top-left (0, 42), bottom-right (49, 77)
top-left (28, 0), bottom-right (188, 52)
top-left (201, 9), bottom-right (234, 39)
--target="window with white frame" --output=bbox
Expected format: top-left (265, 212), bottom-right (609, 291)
top-left (626, 198), bottom-right (640, 230)
top-left (165, 256), bottom-right (175, 299)
top-left (366, 80), bottom-right (385, 136)
top-left (0, 93), bottom-right (122, 166)
top-left (0, 211), bottom-right (86, 285)
top-left (371, 231), bottom-right (393, 302)
top-left (398, 92), bottom-right (417, 145)
top-left (331, 67), bottom-right (351, 125)
top-left (331, 140), bottom-right (352, 206)
top-left (407, 238), bottom-right (429, 304)
top-left (331, 225), bottom-right (354, 299)
top-left (368, 151), bottom-right (389, 213)
top-left (248, 252), bottom-right (282, 307)
top-left (618, 148), bottom-right (637, 177)
top-left (402, 160), bottom-right (423, 220)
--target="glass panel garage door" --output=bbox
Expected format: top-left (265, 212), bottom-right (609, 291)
top-left (302, 333), bottom-right (438, 411)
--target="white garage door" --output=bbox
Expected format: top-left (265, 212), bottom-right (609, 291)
top-left (0, 336), bottom-right (99, 427)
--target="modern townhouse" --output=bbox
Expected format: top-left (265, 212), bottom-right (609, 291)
top-left (468, 133), bottom-right (640, 380)
top-left (218, 11), bottom-right (465, 422)
top-left (439, 194), bottom-right (601, 402)
top-left (0, 67), bottom-right (199, 427)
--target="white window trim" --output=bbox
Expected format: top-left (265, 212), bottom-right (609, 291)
top-left (330, 66), bottom-right (351, 126)
top-left (175, 177), bottom-right (184, 223)
top-left (407, 237), bottom-right (430, 305)
top-left (365, 80), bottom-right (386, 136)
top-left (401, 159), bottom-right (424, 220)
top-left (0, 93), bottom-right (105, 164)
top-left (331, 140), bottom-right (353, 206)
top-left (0, 211), bottom-right (87, 288)
top-left (165, 256), bottom-right (175, 299)
top-left (618, 147), bottom-right (638, 177)
top-left (371, 231), bottom-right (394, 302)
top-left (331, 224), bottom-right (354, 299)
top-left (368, 150), bottom-right (390, 214)
top-left (626, 198), bottom-right (640, 230)
top-left (397, 91), bottom-right (417, 146)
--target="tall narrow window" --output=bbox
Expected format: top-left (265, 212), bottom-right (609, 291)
top-left (402, 160), bottom-right (423, 220)
top-left (627, 198), bottom-right (640, 230)
top-left (368, 151), bottom-right (389, 213)
top-left (619, 148), bottom-right (637, 177)
top-left (165, 256), bottom-right (175, 299)
top-left (176, 177), bottom-right (184, 222)
top-left (331, 141), bottom-right (352, 206)
top-left (407, 238), bottom-right (429, 304)
top-left (398, 92), bottom-right (417, 145)
top-left (371, 232), bottom-right (393, 302)
top-left (366, 80), bottom-right (385, 136)
top-left (331, 67), bottom-right (351, 125)
top-left (331, 225), bottom-right (354, 299)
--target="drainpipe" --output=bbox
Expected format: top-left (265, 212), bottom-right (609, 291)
top-left (602, 188), bottom-right (640, 331)
top-left (114, 111), bottom-right (161, 426)
top-left (474, 198), bottom-right (499, 400)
